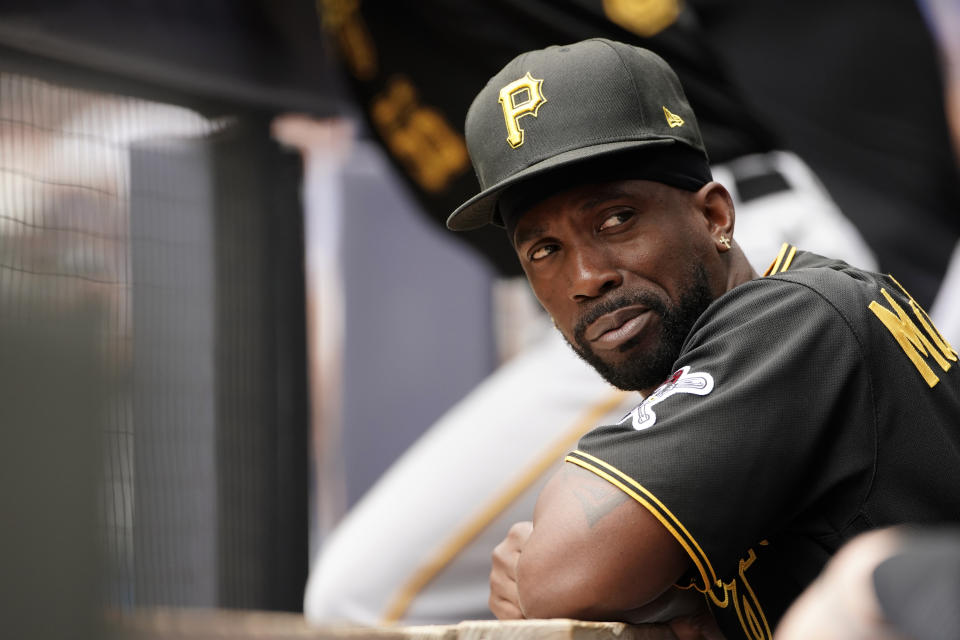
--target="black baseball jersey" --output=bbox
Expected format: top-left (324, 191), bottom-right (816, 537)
top-left (567, 244), bottom-right (960, 640)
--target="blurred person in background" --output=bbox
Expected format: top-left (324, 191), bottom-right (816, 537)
top-left (776, 526), bottom-right (960, 640)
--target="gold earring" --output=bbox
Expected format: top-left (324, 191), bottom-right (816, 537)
top-left (719, 234), bottom-right (731, 250)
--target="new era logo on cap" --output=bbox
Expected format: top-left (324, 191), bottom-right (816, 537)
top-left (663, 106), bottom-right (684, 128)
top-left (447, 38), bottom-right (708, 231)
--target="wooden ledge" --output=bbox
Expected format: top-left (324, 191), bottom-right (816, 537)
top-left (110, 609), bottom-right (676, 640)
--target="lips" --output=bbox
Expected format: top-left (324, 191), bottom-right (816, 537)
top-left (584, 305), bottom-right (651, 344)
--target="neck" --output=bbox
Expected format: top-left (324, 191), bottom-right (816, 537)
top-left (724, 244), bottom-right (760, 293)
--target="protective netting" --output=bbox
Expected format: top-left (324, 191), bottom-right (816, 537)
top-left (0, 69), bottom-right (308, 612)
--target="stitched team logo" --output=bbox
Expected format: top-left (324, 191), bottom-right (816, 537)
top-left (498, 72), bottom-right (547, 148)
top-left (619, 365), bottom-right (714, 431)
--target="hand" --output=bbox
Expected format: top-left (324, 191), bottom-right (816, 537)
top-left (489, 521), bottom-right (533, 619)
top-left (666, 602), bottom-right (727, 640)
top-left (618, 586), bottom-right (725, 639)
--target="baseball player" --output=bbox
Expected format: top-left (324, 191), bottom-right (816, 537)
top-left (447, 39), bottom-right (960, 639)
top-left (305, 2), bottom-right (880, 626)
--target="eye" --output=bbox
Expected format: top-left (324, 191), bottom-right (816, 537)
top-left (598, 209), bottom-right (633, 231)
top-left (528, 243), bottom-right (559, 261)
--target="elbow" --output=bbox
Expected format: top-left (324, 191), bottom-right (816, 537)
top-left (515, 552), bottom-right (607, 620)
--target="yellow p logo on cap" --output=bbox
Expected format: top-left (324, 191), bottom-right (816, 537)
top-left (498, 72), bottom-right (547, 148)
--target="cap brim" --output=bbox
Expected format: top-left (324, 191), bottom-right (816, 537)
top-left (446, 138), bottom-right (676, 231)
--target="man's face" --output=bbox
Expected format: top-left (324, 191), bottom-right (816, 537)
top-left (512, 179), bottom-right (724, 392)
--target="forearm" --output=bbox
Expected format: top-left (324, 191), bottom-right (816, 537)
top-left (514, 541), bottom-right (606, 619)
top-left (515, 550), bottom-right (699, 623)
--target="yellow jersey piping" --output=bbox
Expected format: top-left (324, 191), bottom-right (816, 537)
top-left (764, 242), bottom-right (789, 276)
top-left (780, 245), bottom-right (797, 272)
top-left (565, 449), bottom-right (727, 606)
top-left (763, 243), bottom-right (797, 277)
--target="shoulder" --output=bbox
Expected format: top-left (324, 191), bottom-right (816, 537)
top-left (765, 248), bottom-right (882, 310)
top-left (697, 246), bottom-right (882, 338)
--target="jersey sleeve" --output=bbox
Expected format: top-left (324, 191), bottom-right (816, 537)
top-left (568, 275), bottom-right (875, 595)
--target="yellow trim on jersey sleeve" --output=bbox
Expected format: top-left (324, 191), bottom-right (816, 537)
top-left (565, 449), bottom-right (728, 607)
top-left (763, 243), bottom-right (789, 276)
top-left (763, 243), bottom-right (798, 276)
top-left (780, 245), bottom-right (797, 272)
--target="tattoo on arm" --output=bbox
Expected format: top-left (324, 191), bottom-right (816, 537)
top-left (563, 465), bottom-right (630, 527)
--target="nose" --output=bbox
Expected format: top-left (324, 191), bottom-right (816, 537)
top-left (569, 246), bottom-right (622, 301)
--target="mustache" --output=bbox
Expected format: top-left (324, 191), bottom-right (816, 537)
top-left (572, 290), bottom-right (666, 343)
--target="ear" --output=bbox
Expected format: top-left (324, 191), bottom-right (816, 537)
top-left (695, 181), bottom-right (735, 252)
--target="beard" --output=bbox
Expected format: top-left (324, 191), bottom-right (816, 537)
top-left (565, 263), bottom-right (715, 391)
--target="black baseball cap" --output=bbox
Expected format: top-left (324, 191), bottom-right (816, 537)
top-left (447, 38), bottom-right (711, 232)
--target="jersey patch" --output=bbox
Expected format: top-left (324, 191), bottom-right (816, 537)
top-left (620, 365), bottom-right (714, 431)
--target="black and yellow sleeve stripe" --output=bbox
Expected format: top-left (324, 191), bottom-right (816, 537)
top-left (565, 449), bottom-right (729, 607)
top-left (763, 242), bottom-right (797, 277)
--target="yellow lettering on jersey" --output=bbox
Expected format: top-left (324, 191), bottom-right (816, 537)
top-left (869, 287), bottom-right (957, 388)
top-left (371, 76), bottom-right (470, 193)
top-left (339, 16), bottom-right (378, 81)
top-left (318, 0), bottom-right (356, 31)
top-left (709, 547), bottom-right (772, 640)
top-left (320, 0), bottom-right (378, 81)
top-left (603, 0), bottom-right (680, 37)
top-left (728, 549), bottom-right (773, 640)
top-left (498, 73), bottom-right (547, 148)
top-left (890, 275), bottom-right (959, 364)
